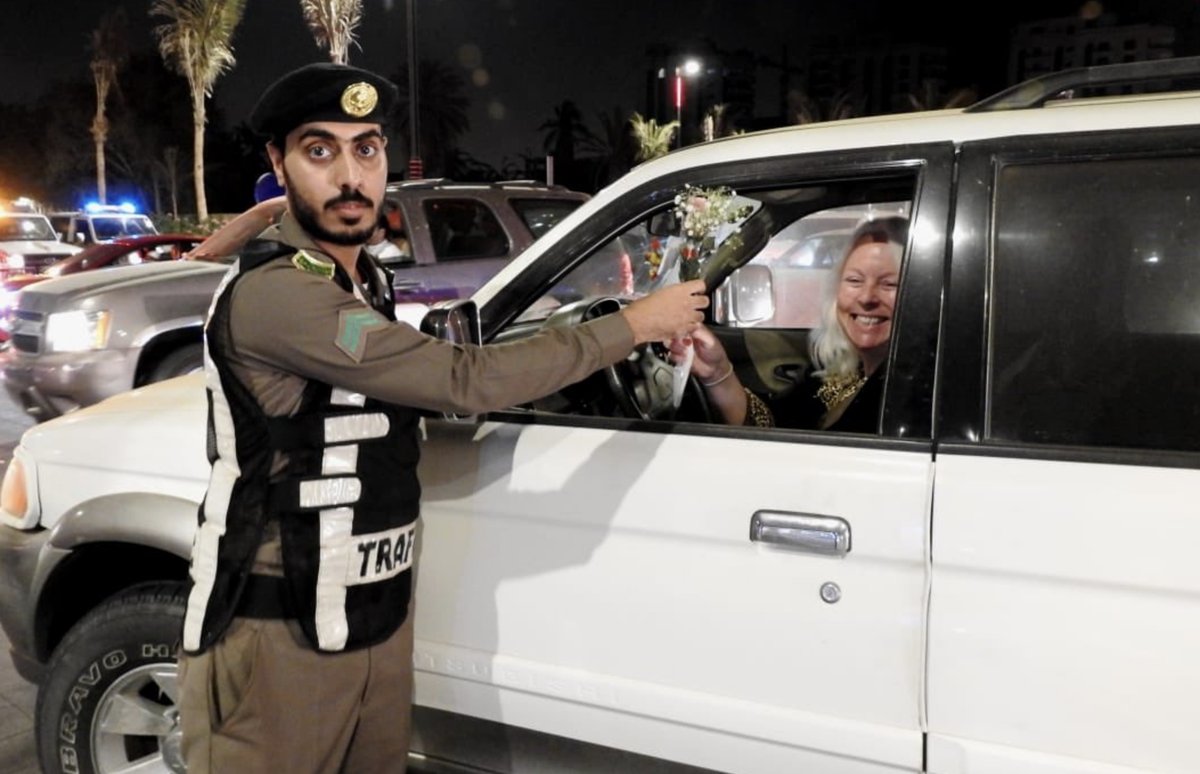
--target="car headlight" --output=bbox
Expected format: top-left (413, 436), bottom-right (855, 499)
top-left (5, 253), bottom-right (25, 270)
top-left (0, 446), bottom-right (40, 530)
top-left (44, 309), bottom-right (112, 352)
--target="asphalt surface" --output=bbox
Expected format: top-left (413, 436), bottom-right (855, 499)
top-left (0, 388), bottom-right (44, 774)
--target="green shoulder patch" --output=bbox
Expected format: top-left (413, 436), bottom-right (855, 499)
top-left (291, 250), bottom-right (335, 279)
top-left (335, 308), bottom-right (389, 362)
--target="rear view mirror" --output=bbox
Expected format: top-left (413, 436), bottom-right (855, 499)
top-left (648, 210), bottom-right (678, 237)
top-left (712, 265), bottom-right (774, 326)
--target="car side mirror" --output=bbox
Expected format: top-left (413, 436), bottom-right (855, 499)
top-left (712, 265), bottom-right (775, 326)
top-left (420, 298), bottom-right (481, 345)
top-left (419, 299), bottom-right (483, 422)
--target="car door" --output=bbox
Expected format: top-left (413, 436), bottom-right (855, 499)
top-left (411, 146), bottom-right (953, 773)
top-left (928, 128), bottom-right (1200, 773)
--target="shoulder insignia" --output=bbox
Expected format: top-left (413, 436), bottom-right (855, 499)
top-left (336, 308), bottom-right (389, 362)
top-left (292, 250), bottom-right (335, 280)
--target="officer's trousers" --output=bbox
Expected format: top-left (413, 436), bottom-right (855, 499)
top-left (178, 610), bottom-right (414, 773)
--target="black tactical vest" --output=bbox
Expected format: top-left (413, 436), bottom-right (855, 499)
top-left (183, 241), bottom-right (421, 653)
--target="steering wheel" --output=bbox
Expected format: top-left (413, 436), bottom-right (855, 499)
top-left (573, 297), bottom-right (714, 422)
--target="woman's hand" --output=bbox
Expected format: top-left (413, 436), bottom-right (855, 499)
top-left (668, 324), bottom-right (730, 382)
top-left (668, 323), bottom-right (747, 425)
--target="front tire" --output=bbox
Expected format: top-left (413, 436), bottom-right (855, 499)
top-left (37, 582), bottom-right (187, 774)
top-left (148, 344), bottom-right (204, 383)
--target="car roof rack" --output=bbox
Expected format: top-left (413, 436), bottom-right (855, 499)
top-left (966, 55), bottom-right (1200, 113)
top-left (385, 177), bottom-right (570, 191)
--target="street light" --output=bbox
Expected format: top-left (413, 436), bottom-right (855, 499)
top-left (674, 57), bottom-right (702, 147)
top-left (405, 0), bottom-right (422, 179)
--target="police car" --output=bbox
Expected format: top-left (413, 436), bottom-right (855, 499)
top-left (0, 210), bottom-right (81, 278)
top-left (2, 57), bottom-right (1200, 774)
top-left (48, 202), bottom-right (159, 246)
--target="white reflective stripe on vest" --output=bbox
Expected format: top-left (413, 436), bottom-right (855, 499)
top-left (315, 506), bottom-right (354, 650)
top-left (322, 444), bottom-right (359, 475)
top-left (299, 476), bottom-right (361, 508)
top-left (324, 413), bottom-right (390, 443)
top-left (330, 387), bottom-right (368, 407)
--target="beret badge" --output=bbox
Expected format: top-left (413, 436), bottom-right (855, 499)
top-left (340, 82), bottom-right (379, 118)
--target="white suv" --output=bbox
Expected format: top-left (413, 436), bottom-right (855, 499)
top-left (0, 212), bottom-right (81, 278)
top-left (2, 57), bottom-right (1200, 774)
top-left (48, 204), bottom-right (159, 246)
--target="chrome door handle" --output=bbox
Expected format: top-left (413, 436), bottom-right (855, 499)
top-left (749, 510), bottom-right (851, 556)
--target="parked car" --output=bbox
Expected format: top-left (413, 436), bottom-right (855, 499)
top-left (5, 57), bottom-right (1200, 774)
top-left (48, 203), bottom-right (159, 246)
top-left (0, 211), bottom-right (81, 279)
top-left (0, 181), bottom-right (586, 420)
top-left (379, 178), bottom-right (587, 307)
top-left (0, 234), bottom-right (205, 344)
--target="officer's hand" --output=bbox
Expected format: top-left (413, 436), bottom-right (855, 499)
top-left (621, 280), bottom-right (708, 344)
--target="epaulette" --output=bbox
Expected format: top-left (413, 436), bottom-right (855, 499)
top-left (291, 249), bottom-right (336, 280)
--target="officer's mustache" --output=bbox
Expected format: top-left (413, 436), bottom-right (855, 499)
top-left (324, 190), bottom-right (375, 210)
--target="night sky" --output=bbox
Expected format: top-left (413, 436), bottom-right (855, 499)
top-left (2, 0), bottom-right (1197, 170)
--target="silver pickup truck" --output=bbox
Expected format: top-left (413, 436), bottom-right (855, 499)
top-left (1, 180), bottom-right (586, 419)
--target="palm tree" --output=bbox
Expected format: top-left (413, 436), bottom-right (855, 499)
top-left (787, 89), bottom-right (864, 125)
top-left (89, 9), bottom-right (128, 205)
top-left (151, 0), bottom-right (246, 221)
top-left (629, 112), bottom-right (677, 163)
top-left (538, 99), bottom-right (595, 169)
top-left (391, 60), bottom-right (469, 177)
top-left (299, 0), bottom-right (362, 65)
top-left (907, 79), bottom-right (978, 111)
top-left (588, 106), bottom-right (634, 188)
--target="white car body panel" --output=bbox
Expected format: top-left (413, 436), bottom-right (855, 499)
top-left (927, 454), bottom-right (1200, 773)
top-left (19, 374), bottom-right (208, 530)
top-left (413, 420), bottom-right (933, 771)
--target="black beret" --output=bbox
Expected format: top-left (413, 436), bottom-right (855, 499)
top-left (249, 62), bottom-right (399, 139)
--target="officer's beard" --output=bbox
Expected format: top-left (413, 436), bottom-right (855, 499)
top-left (285, 174), bottom-right (377, 246)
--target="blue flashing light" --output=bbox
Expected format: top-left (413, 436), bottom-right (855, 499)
top-left (118, 202), bottom-right (136, 213)
top-left (84, 201), bottom-right (102, 213)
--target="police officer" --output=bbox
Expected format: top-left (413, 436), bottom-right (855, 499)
top-left (176, 62), bottom-right (706, 774)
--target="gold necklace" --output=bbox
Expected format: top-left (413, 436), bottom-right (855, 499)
top-left (816, 373), bottom-right (866, 411)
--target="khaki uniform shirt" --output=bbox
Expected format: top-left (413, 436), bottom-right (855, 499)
top-left (222, 214), bottom-right (634, 577)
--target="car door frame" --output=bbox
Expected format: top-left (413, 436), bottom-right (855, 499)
top-left (410, 142), bottom-right (956, 773)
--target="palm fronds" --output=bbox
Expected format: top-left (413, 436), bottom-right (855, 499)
top-left (299, 0), bottom-right (363, 64)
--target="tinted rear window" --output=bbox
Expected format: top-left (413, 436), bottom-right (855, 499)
top-left (988, 155), bottom-right (1200, 452)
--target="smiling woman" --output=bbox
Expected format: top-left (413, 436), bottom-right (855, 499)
top-left (674, 212), bottom-right (910, 432)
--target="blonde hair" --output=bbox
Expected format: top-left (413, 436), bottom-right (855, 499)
top-left (809, 216), bottom-right (908, 381)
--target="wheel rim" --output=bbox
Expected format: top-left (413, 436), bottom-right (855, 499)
top-left (91, 662), bottom-right (184, 774)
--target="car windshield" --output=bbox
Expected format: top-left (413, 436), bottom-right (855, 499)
top-left (511, 198), bottom-right (584, 238)
top-left (92, 215), bottom-right (157, 240)
top-left (0, 215), bottom-right (56, 241)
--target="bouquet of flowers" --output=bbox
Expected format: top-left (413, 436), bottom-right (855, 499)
top-left (645, 184), bottom-right (753, 281)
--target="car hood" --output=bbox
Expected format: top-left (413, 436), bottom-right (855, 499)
top-left (21, 372), bottom-right (209, 482)
top-left (0, 239), bottom-right (81, 255)
top-left (20, 260), bottom-right (227, 303)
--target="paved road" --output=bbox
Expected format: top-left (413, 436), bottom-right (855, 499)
top-left (0, 388), bottom-right (46, 774)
